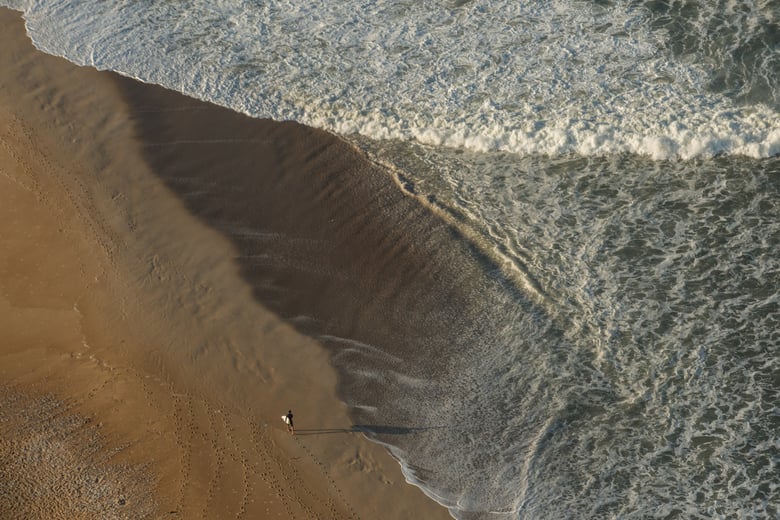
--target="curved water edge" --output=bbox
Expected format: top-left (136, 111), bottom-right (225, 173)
top-left (7, 0), bottom-right (780, 159)
top-left (4, 1), bottom-right (779, 518)
top-left (365, 140), bottom-right (780, 517)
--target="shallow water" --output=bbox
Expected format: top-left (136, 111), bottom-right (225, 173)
top-left (6, 0), bottom-right (779, 517)
top-left (10, 0), bottom-right (780, 158)
top-left (358, 150), bottom-right (780, 518)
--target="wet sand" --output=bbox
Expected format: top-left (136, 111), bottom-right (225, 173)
top-left (0, 7), bottom-right (451, 519)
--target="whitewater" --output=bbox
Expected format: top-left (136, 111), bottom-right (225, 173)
top-left (4, 0), bottom-right (780, 518)
top-left (6, 0), bottom-right (780, 159)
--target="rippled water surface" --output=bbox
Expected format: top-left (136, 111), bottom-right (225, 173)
top-left (5, 0), bottom-right (779, 517)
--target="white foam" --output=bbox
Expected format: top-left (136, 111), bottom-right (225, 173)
top-left (6, 0), bottom-right (779, 160)
top-left (6, 2), bottom-right (779, 518)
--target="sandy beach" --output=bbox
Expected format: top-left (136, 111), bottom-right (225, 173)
top-left (0, 7), bottom-right (451, 519)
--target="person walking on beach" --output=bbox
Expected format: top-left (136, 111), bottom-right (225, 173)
top-left (285, 410), bottom-right (294, 435)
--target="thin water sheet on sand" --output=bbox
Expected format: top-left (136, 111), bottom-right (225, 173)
top-left (0, 7), bottom-right (452, 519)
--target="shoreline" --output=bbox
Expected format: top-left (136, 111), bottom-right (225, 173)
top-left (0, 7), bottom-right (451, 519)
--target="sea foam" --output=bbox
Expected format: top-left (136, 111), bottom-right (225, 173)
top-left (6, 0), bottom-right (780, 159)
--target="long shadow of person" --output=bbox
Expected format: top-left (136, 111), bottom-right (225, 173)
top-left (294, 424), bottom-right (444, 436)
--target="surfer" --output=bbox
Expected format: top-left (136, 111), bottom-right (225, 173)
top-left (286, 410), bottom-right (294, 435)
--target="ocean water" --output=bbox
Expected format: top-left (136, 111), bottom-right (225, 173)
top-left (6, 0), bottom-right (779, 518)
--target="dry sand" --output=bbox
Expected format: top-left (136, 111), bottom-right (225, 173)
top-left (0, 8), bottom-right (451, 519)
